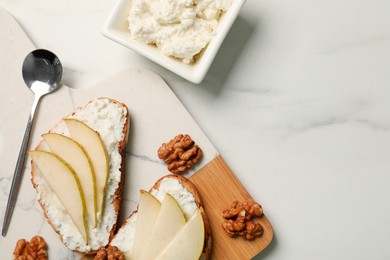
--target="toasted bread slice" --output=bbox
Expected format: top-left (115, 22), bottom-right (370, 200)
top-left (110, 174), bottom-right (212, 259)
top-left (30, 97), bottom-right (129, 254)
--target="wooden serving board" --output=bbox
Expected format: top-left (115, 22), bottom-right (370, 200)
top-left (0, 8), bottom-right (272, 259)
top-left (191, 157), bottom-right (273, 259)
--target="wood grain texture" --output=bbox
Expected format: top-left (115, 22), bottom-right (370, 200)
top-left (190, 155), bottom-right (273, 260)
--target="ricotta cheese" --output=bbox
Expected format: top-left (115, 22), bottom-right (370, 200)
top-left (150, 178), bottom-right (197, 220)
top-left (128, 0), bottom-right (233, 63)
top-left (33, 98), bottom-right (127, 252)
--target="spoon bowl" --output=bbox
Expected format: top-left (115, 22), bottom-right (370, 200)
top-left (2, 49), bottom-right (62, 236)
top-left (22, 49), bottom-right (62, 93)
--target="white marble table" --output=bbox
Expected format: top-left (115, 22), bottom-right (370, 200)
top-left (1, 0), bottom-right (390, 259)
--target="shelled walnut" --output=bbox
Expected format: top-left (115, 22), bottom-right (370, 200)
top-left (157, 134), bottom-right (202, 174)
top-left (13, 236), bottom-right (47, 260)
top-left (222, 200), bottom-right (264, 240)
top-left (95, 246), bottom-right (124, 260)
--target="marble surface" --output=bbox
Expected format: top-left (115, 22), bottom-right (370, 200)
top-left (0, 0), bottom-right (390, 259)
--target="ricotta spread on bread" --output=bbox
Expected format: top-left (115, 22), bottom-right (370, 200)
top-left (128, 0), bottom-right (233, 63)
top-left (110, 177), bottom-right (198, 257)
top-left (151, 178), bottom-right (197, 220)
top-left (32, 98), bottom-right (128, 252)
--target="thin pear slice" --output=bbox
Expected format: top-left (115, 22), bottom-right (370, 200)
top-left (42, 133), bottom-right (97, 227)
top-left (64, 118), bottom-right (109, 221)
top-left (29, 150), bottom-right (88, 243)
top-left (132, 190), bottom-right (161, 259)
top-left (139, 193), bottom-right (186, 259)
top-left (156, 209), bottom-right (205, 260)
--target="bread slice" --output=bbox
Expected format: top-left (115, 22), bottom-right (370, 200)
top-left (30, 97), bottom-right (129, 254)
top-left (110, 174), bottom-right (212, 259)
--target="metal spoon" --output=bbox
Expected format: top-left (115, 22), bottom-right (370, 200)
top-left (2, 49), bottom-right (62, 236)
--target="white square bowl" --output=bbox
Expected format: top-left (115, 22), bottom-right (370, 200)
top-left (102, 0), bottom-right (246, 84)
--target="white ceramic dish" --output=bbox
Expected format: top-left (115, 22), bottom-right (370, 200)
top-left (102, 0), bottom-right (246, 84)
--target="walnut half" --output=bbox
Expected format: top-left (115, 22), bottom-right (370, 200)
top-left (13, 236), bottom-right (48, 260)
top-left (157, 134), bottom-right (202, 174)
top-left (95, 246), bottom-right (125, 260)
top-left (222, 200), bottom-right (264, 241)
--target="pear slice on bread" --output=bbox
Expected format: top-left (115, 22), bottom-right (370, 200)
top-left (138, 192), bottom-right (186, 259)
top-left (110, 174), bottom-right (212, 260)
top-left (30, 97), bottom-right (129, 254)
top-left (42, 133), bottom-right (98, 228)
top-left (157, 208), bottom-right (205, 260)
top-left (132, 190), bottom-right (161, 259)
top-left (64, 118), bottom-right (109, 223)
top-left (29, 150), bottom-right (89, 243)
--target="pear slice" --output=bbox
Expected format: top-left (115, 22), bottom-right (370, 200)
top-left (156, 209), bottom-right (205, 260)
top-left (29, 150), bottom-right (88, 243)
top-left (64, 118), bottom-right (109, 221)
top-left (42, 133), bottom-right (97, 227)
top-left (132, 190), bottom-right (161, 259)
top-left (139, 193), bottom-right (186, 259)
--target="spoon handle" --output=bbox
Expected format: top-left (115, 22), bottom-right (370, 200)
top-left (2, 95), bottom-right (41, 236)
